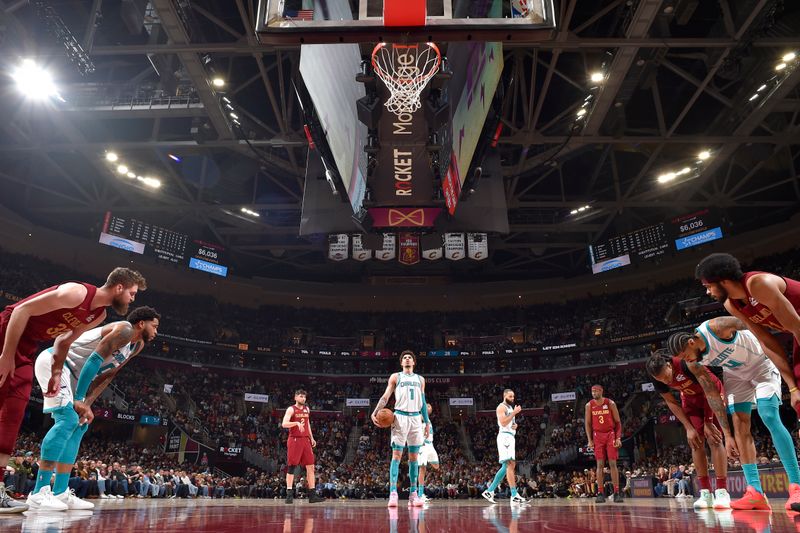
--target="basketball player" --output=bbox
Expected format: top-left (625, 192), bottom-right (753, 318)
top-left (371, 350), bottom-right (430, 508)
top-left (0, 267), bottom-right (145, 513)
top-left (417, 403), bottom-right (439, 503)
top-left (694, 253), bottom-right (800, 415)
top-left (481, 388), bottom-right (526, 505)
top-left (26, 306), bottom-right (160, 511)
top-left (646, 351), bottom-right (731, 509)
top-left (667, 317), bottom-right (800, 511)
top-left (282, 389), bottom-right (324, 504)
top-left (584, 385), bottom-right (623, 503)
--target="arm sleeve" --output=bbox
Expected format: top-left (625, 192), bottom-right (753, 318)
top-left (74, 352), bottom-right (104, 401)
top-left (420, 392), bottom-right (430, 425)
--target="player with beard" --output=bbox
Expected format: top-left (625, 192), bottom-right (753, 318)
top-left (584, 385), bottom-right (623, 503)
top-left (694, 253), bottom-right (800, 417)
top-left (0, 267), bottom-right (145, 513)
top-left (26, 306), bottom-right (160, 511)
top-left (372, 351), bottom-right (430, 508)
top-left (482, 389), bottom-right (526, 505)
top-left (282, 389), bottom-right (325, 504)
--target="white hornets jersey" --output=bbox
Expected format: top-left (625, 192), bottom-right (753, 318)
top-left (394, 372), bottom-right (423, 413)
top-left (695, 320), bottom-right (776, 381)
top-left (497, 403), bottom-right (516, 436)
top-left (62, 324), bottom-right (137, 386)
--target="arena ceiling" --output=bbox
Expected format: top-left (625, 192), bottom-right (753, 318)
top-left (0, 0), bottom-right (799, 282)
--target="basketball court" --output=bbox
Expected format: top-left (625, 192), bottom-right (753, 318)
top-left (2, 498), bottom-right (796, 532)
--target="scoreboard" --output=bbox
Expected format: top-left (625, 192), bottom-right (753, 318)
top-left (589, 209), bottom-right (724, 274)
top-left (99, 212), bottom-right (228, 277)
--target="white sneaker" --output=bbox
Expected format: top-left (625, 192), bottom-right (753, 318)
top-left (510, 494), bottom-right (527, 505)
top-left (100, 494), bottom-right (110, 499)
top-left (25, 487), bottom-right (68, 511)
top-left (55, 489), bottom-right (95, 510)
top-left (420, 494), bottom-right (431, 503)
top-left (115, 494), bottom-right (124, 499)
top-left (481, 490), bottom-right (496, 504)
top-left (713, 488), bottom-right (731, 509)
top-left (693, 489), bottom-right (714, 509)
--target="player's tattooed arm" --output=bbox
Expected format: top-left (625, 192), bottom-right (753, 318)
top-left (708, 316), bottom-right (746, 339)
top-left (95, 322), bottom-right (135, 359)
top-left (686, 361), bottom-right (730, 435)
top-left (371, 373), bottom-right (397, 420)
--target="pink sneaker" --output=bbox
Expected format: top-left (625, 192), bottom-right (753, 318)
top-left (409, 492), bottom-right (423, 507)
top-left (388, 491), bottom-right (398, 508)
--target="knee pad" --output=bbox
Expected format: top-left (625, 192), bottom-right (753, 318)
top-left (294, 465), bottom-right (303, 477)
top-left (41, 407), bottom-right (80, 461)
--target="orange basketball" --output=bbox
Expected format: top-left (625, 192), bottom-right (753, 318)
top-left (376, 408), bottom-right (395, 428)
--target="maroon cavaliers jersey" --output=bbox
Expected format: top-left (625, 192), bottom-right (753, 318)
top-left (288, 404), bottom-right (310, 438)
top-left (2, 282), bottom-right (102, 346)
top-left (652, 356), bottom-right (717, 398)
top-left (729, 271), bottom-right (800, 333)
top-left (590, 398), bottom-right (614, 433)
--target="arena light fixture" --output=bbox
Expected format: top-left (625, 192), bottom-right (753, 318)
top-left (211, 76), bottom-right (226, 88)
top-left (570, 209), bottom-right (578, 215)
top-left (116, 164), bottom-right (129, 174)
top-left (168, 153), bottom-right (182, 163)
top-left (240, 207), bottom-right (260, 217)
top-left (229, 112), bottom-right (239, 119)
top-left (126, 171), bottom-right (136, 178)
top-left (590, 71), bottom-right (604, 83)
top-left (12, 59), bottom-right (60, 101)
top-left (657, 172), bottom-right (676, 184)
top-left (105, 152), bottom-right (118, 162)
top-left (783, 52), bottom-right (797, 62)
top-left (576, 108), bottom-right (587, 117)
top-left (749, 93), bottom-right (759, 101)
top-left (698, 150), bottom-right (711, 161)
top-left (757, 84), bottom-right (767, 92)
top-left (775, 62), bottom-right (787, 71)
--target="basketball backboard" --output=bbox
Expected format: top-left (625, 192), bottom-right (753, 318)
top-left (256, 0), bottom-right (556, 45)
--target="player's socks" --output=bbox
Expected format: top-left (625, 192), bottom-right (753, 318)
top-left (510, 487), bottom-right (518, 497)
top-left (409, 460), bottom-right (419, 493)
top-left (741, 464), bottom-right (763, 494)
top-left (488, 464), bottom-right (507, 492)
top-left (418, 485), bottom-right (425, 497)
top-left (389, 459), bottom-right (400, 493)
top-left (758, 396), bottom-right (800, 484)
top-left (53, 473), bottom-right (70, 496)
top-left (613, 484), bottom-right (619, 494)
top-left (699, 476), bottom-right (711, 491)
top-left (716, 477), bottom-right (727, 490)
top-left (33, 470), bottom-right (53, 495)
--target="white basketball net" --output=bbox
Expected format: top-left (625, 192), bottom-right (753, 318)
top-left (371, 42), bottom-right (441, 117)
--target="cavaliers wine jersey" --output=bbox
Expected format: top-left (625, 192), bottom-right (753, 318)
top-left (589, 398), bottom-right (614, 433)
top-left (288, 404), bottom-right (310, 438)
top-left (652, 356), bottom-right (720, 398)
top-left (729, 271), bottom-right (800, 333)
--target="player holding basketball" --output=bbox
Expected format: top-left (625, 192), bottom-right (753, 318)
top-left (371, 350), bottom-right (430, 508)
top-left (694, 253), bottom-right (800, 416)
top-left (0, 267), bottom-right (145, 513)
top-left (646, 351), bottom-right (730, 509)
top-left (584, 385), bottom-right (623, 503)
top-left (417, 403), bottom-right (439, 503)
top-left (26, 306), bottom-right (160, 511)
top-left (282, 389), bottom-right (325, 504)
top-left (482, 388), bottom-right (526, 505)
top-left (667, 316), bottom-right (800, 511)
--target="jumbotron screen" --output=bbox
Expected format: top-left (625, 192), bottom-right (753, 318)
top-left (98, 212), bottom-right (228, 277)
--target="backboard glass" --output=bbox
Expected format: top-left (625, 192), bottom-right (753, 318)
top-left (256, 0), bottom-right (556, 45)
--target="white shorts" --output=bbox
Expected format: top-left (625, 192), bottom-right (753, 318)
top-left (391, 413), bottom-right (424, 449)
top-left (418, 442), bottom-right (439, 466)
top-left (497, 432), bottom-right (516, 463)
top-left (34, 349), bottom-right (74, 413)
top-left (725, 364), bottom-right (782, 413)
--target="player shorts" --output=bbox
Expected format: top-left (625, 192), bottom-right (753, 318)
top-left (34, 349), bottom-right (74, 412)
top-left (592, 430), bottom-right (618, 461)
top-left (725, 364), bottom-right (782, 414)
top-left (496, 432), bottom-right (516, 463)
top-left (682, 381), bottom-right (724, 436)
top-left (0, 313), bottom-right (39, 455)
top-left (418, 442), bottom-right (439, 466)
top-left (287, 436), bottom-right (315, 466)
top-left (391, 411), bottom-right (424, 450)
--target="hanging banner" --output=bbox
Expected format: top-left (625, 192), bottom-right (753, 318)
top-left (467, 233), bottom-right (489, 260)
top-left (444, 233), bottom-right (465, 260)
top-left (346, 398), bottom-right (370, 407)
top-left (398, 232), bottom-right (420, 265)
top-left (244, 393), bottom-right (270, 403)
top-left (375, 234), bottom-right (397, 261)
top-left (443, 152), bottom-right (462, 215)
top-left (163, 384), bottom-right (173, 394)
top-left (328, 234), bottom-right (349, 261)
top-left (368, 208), bottom-right (443, 228)
top-left (422, 247), bottom-right (443, 260)
top-left (551, 391), bottom-right (577, 402)
top-left (351, 234), bottom-right (372, 261)
top-left (448, 397), bottom-right (474, 406)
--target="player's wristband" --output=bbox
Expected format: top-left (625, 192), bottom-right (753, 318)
top-left (790, 387), bottom-right (798, 393)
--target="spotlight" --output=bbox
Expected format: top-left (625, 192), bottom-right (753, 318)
top-left (116, 164), bottom-right (129, 174)
top-left (142, 177), bottom-right (161, 189)
top-left (698, 150), bottom-right (711, 161)
top-left (782, 52), bottom-right (796, 62)
top-left (748, 93), bottom-right (759, 101)
top-left (168, 153), bottom-right (182, 163)
top-left (12, 59), bottom-right (59, 100)
top-left (757, 84), bottom-right (767, 92)
top-left (590, 72), bottom-right (604, 83)
top-left (775, 63), bottom-right (787, 71)
top-left (126, 171), bottom-right (136, 178)
top-left (105, 152), bottom-right (118, 162)
top-left (212, 77), bottom-right (226, 88)
top-left (229, 113), bottom-right (239, 119)
top-left (570, 209), bottom-right (578, 215)
top-left (576, 108), bottom-right (587, 117)
top-left (657, 172), bottom-right (676, 184)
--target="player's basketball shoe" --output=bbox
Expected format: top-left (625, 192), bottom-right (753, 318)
top-left (387, 491), bottom-right (399, 508)
top-left (309, 492), bottom-right (325, 504)
top-left (612, 493), bottom-right (623, 503)
top-left (510, 494), bottom-right (527, 505)
top-left (713, 488), bottom-right (731, 509)
top-left (595, 493), bottom-right (606, 503)
top-left (420, 494), bottom-right (431, 504)
top-left (693, 489), bottom-right (714, 509)
top-left (730, 486), bottom-right (771, 511)
top-left (785, 483), bottom-right (800, 510)
top-left (55, 489), bottom-right (95, 510)
top-left (481, 490), bottom-right (496, 504)
top-left (409, 492), bottom-right (423, 507)
top-left (0, 483), bottom-right (28, 513)
top-left (284, 489), bottom-right (294, 504)
top-left (25, 486), bottom-right (68, 511)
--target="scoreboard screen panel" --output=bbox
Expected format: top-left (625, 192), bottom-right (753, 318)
top-left (590, 223), bottom-right (669, 265)
top-left (669, 210), bottom-right (724, 251)
top-left (100, 212), bottom-right (229, 277)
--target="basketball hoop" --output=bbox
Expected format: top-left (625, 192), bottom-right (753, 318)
top-left (371, 42), bottom-right (441, 117)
